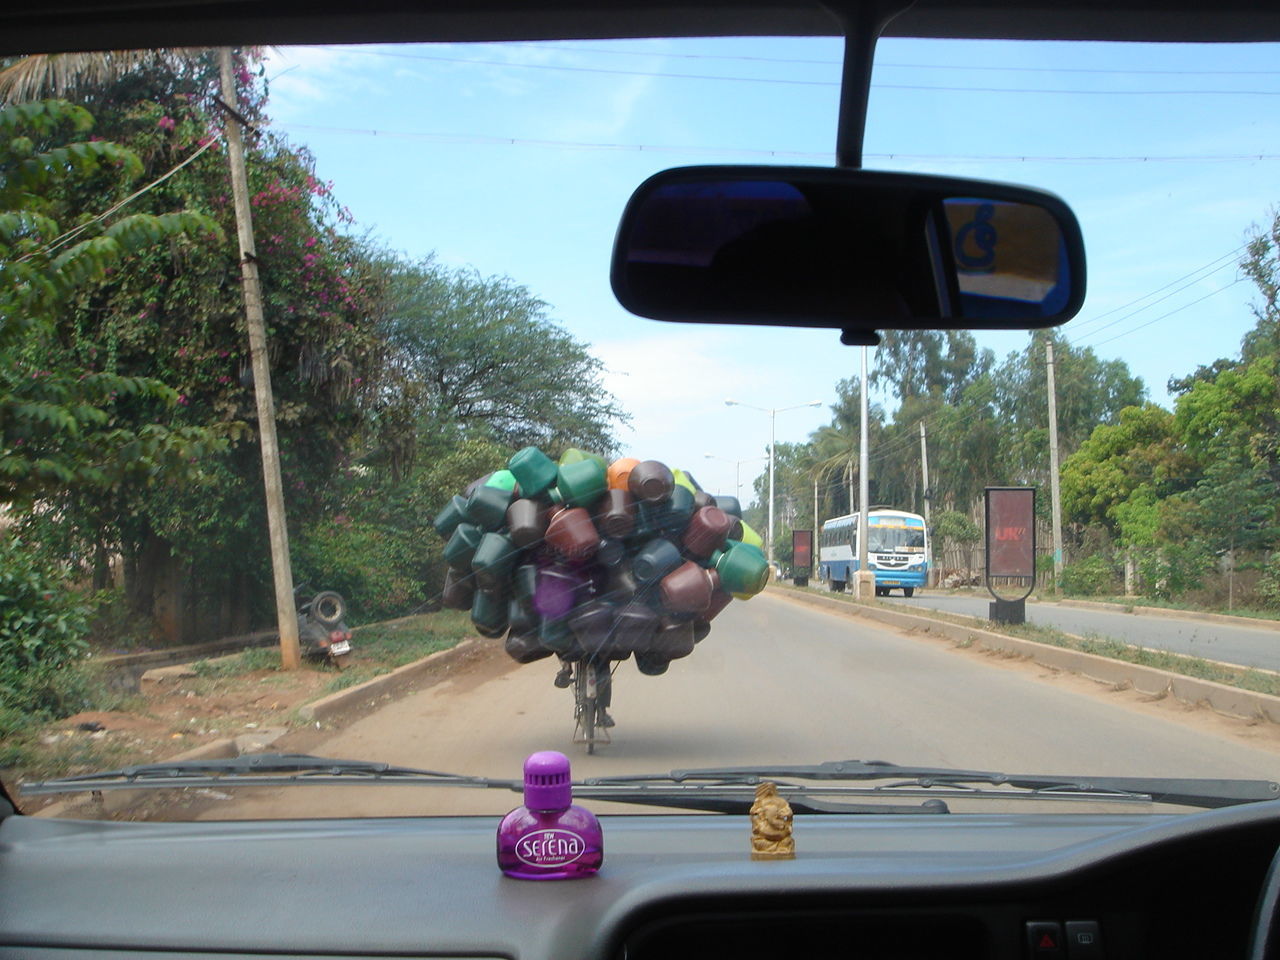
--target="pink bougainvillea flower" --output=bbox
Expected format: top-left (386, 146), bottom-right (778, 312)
top-left (177, 394), bottom-right (189, 406)
top-left (304, 237), bottom-right (317, 248)
top-left (158, 116), bottom-right (176, 131)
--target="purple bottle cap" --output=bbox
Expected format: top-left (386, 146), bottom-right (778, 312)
top-left (523, 750), bottom-right (573, 810)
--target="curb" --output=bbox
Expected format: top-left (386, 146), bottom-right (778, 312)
top-left (1052, 597), bottom-right (1280, 632)
top-left (296, 636), bottom-right (484, 724)
top-left (769, 586), bottom-right (1280, 725)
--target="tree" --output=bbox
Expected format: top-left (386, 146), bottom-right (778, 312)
top-left (0, 99), bottom-right (225, 505)
top-left (872, 329), bottom-right (993, 404)
top-left (373, 256), bottom-right (627, 464)
top-left (4, 57), bottom-right (388, 643)
top-left (991, 331), bottom-right (1145, 483)
top-left (1060, 403), bottom-right (1194, 535)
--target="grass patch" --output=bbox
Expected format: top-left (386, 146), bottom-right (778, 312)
top-left (1068, 595), bottom-right (1280, 623)
top-left (191, 645), bottom-right (281, 677)
top-left (776, 583), bottom-right (1280, 699)
top-left (315, 609), bottom-right (473, 697)
top-left (0, 731), bottom-right (132, 779)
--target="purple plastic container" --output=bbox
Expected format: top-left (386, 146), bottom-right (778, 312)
top-left (497, 751), bottom-right (603, 880)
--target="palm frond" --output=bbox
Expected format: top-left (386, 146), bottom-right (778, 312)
top-left (0, 49), bottom-right (209, 103)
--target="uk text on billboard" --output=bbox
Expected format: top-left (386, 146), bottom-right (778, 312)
top-left (985, 487), bottom-right (1035, 579)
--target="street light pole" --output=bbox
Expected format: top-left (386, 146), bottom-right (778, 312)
top-left (857, 346), bottom-right (872, 599)
top-left (704, 453), bottom-right (768, 502)
top-left (725, 399), bottom-right (822, 569)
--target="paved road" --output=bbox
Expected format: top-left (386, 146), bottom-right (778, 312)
top-left (881, 592), bottom-right (1280, 672)
top-left (196, 592), bottom-right (1280, 820)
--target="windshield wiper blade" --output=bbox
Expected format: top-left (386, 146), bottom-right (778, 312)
top-left (573, 781), bottom-right (951, 815)
top-left (583, 760), bottom-right (1280, 809)
top-left (20, 753), bottom-right (520, 796)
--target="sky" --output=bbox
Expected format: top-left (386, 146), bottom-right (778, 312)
top-left (260, 36), bottom-right (1280, 504)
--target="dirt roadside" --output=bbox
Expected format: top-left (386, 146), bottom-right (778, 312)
top-left (4, 612), bottom-right (477, 815)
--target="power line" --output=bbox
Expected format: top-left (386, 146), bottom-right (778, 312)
top-left (1067, 244), bottom-right (1247, 336)
top-left (1071, 259), bottom-right (1239, 343)
top-left (1087, 279), bottom-right (1246, 348)
top-left (308, 45), bottom-right (1280, 96)
top-left (274, 122), bottom-right (1280, 164)
top-left (492, 44), bottom-right (1280, 77)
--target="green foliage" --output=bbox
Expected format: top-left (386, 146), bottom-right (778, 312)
top-left (1059, 554), bottom-right (1120, 596)
top-left (1255, 556), bottom-right (1280, 610)
top-left (0, 98), bottom-right (227, 506)
top-left (0, 534), bottom-right (92, 724)
top-left (932, 510), bottom-right (980, 550)
top-left (1060, 404), bottom-right (1194, 538)
top-left (1138, 540), bottom-right (1215, 600)
top-left (294, 516), bottom-right (425, 622)
top-left (369, 255), bottom-right (627, 471)
top-left (191, 646), bottom-right (280, 677)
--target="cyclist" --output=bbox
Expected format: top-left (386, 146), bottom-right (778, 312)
top-left (553, 656), bottom-right (614, 727)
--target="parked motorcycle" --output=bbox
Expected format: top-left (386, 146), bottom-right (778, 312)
top-left (295, 587), bottom-right (353, 668)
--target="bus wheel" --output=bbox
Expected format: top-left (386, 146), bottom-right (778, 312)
top-left (903, 587), bottom-right (915, 598)
top-left (831, 580), bottom-right (846, 593)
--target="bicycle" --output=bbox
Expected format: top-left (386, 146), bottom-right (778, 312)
top-left (571, 658), bottom-right (613, 755)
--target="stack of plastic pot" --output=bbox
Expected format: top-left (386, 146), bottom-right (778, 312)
top-left (433, 447), bottom-right (771, 676)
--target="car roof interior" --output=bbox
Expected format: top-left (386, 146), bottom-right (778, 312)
top-left (3, 0), bottom-right (1280, 56)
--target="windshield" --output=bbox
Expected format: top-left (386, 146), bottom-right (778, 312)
top-left (4, 34), bottom-right (1280, 821)
top-left (869, 519), bottom-right (926, 554)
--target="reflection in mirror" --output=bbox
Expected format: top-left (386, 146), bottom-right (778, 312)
top-left (611, 166), bottom-right (1085, 337)
top-left (944, 198), bottom-right (1071, 320)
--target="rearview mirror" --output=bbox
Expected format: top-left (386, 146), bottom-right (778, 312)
top-left (610, 166), bottom-right (1085, 342)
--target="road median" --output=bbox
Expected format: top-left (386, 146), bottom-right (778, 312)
top-left (769, 585), bottom-right (1280, 725)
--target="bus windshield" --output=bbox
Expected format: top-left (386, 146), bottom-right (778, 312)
top-left (868, 524), bottom-right (926, 554)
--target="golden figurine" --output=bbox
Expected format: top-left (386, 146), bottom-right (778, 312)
top-left (749, 781), bottom-right (795, 860)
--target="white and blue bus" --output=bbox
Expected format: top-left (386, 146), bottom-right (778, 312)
top-left (819, 509), bottom-right (928, 596)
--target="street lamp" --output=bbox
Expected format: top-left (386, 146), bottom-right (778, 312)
top-left (704, 453), bottom-right (769, 502)
top-left (724, 398), bottom-right (822, 568)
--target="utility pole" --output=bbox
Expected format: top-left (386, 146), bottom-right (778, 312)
top-left (857, 345), bottom-right (872, 598)
top-left (768, 408), bottom-right (776, 568)
top-left (813, 476), bottom-right (820, 545)
top-left (919, 420), bottom-right (932, 587)
top-left (1045, 339), bottom-right (1065, 592)
top-left (219, 48), bottom-right (301, 669)
top-left (919, 420), bottom-right (931, 523)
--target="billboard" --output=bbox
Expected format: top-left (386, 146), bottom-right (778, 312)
top-left (985, 487), bottom-right (1035, 579)
top-left (792, 530), bottom-right (813, 570)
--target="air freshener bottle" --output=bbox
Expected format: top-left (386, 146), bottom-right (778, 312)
top-left (497, 751), bottom-right (603, 880)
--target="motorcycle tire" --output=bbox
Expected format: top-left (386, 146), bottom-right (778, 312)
top-left (332, 653), bottom-right (351, 670)
top-left (310, 591), bottom-right (347, 627)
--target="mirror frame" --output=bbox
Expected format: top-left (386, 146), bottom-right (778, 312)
top-left (610, 164), bottom-right (1087, 338)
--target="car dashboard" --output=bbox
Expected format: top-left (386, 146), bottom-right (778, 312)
top-left (2, 800), bottom-right (1279, 959)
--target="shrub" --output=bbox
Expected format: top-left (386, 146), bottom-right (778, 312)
top-left (293, 517), bottom-right (426, 622)
top-left (1137, 541), bottom-right (1215, 600)
top-left (0, 535), bottom-right (93, 723)
top-left (1254, 556), bottom-right (1280, 609)
top-left (1060, 554), bottom-right (1120, 596)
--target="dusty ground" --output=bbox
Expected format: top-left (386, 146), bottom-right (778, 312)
top-left (10, 663), bottom-right (337, 814)
top-left (5, 611), bottom-right (475, 815)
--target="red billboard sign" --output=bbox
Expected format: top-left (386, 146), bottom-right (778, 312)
top-left (792, 530), bottom-right (812, 570)
top-left (985, 487), bottom-right (1035, 579)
